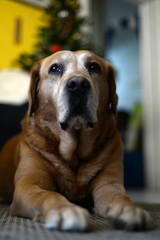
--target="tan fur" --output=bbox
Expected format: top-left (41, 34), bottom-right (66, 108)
top-left (0, 50), bottom-right (149, 231)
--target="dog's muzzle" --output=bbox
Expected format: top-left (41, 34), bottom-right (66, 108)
top-left (60, 76), bottom-right (96, 131)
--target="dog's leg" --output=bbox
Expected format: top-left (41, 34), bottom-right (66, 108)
top-left (92, 165), bottom-right (149, 230)
top-left (11, 184), bottom-right (89, 231)
top-left (10, 145), bottom-right (89, 231)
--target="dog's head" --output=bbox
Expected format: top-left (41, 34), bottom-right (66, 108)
top-left (28, 50), bottom-right (118, 131)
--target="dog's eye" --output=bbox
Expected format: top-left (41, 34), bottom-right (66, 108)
top-left (88, 62), bottom-right (101, 74)
top-left (49, 64), bottom-right (62, 74)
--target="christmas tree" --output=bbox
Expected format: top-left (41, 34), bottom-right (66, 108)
top-left (16, 0), bottom-right (96, 71)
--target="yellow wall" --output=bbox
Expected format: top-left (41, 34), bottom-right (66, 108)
top-left (0, 0), bottom-right (43, 69)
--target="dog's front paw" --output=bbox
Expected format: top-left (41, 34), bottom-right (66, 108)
top-left (44, 204), bottom-right (90, 231)
top-left (106, 202), bottom-right (150, 231)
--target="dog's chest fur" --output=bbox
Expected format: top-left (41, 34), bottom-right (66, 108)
top-left (53, 131), bottom-right (99, 202)
top-left (24, 121), bottom-right (99, 202)
top-left (23, 116), bottom-right (109, 204)
top-left (59, 129), bottom-right (97, 160)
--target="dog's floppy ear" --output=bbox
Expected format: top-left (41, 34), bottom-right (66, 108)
top-left (28, 61), bottom-right (41, 117)
top-left (108, 64), bottom-right (118, 116)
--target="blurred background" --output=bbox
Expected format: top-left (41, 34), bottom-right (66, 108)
top-left (0, 0), bottom-right (160, 196)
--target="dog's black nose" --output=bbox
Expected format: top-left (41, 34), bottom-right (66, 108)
top-left (67, 77), bottom-right (91, 92)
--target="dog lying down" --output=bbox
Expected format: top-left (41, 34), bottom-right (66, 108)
top-left (0, 50), bottom-right (149, 231)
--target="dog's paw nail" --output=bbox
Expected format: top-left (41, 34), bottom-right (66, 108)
top-left (114, 219), bottom-right (126, 229)
top-left (114, 219), bottom-right (141, 231)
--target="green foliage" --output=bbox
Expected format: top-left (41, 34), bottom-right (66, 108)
top-left (15, 0), bottom-right (96, 71)
top-left (130, 103), bottom-right (142, 129)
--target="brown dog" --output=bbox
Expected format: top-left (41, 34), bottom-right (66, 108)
top-left (0, 50), bottom-right (148, 231)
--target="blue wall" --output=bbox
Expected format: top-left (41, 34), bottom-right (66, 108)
top-left (105, 0), bottom-right (140, 112)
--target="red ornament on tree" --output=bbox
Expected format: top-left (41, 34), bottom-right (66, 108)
top-left (50, 44), bottom-right (62, 53)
